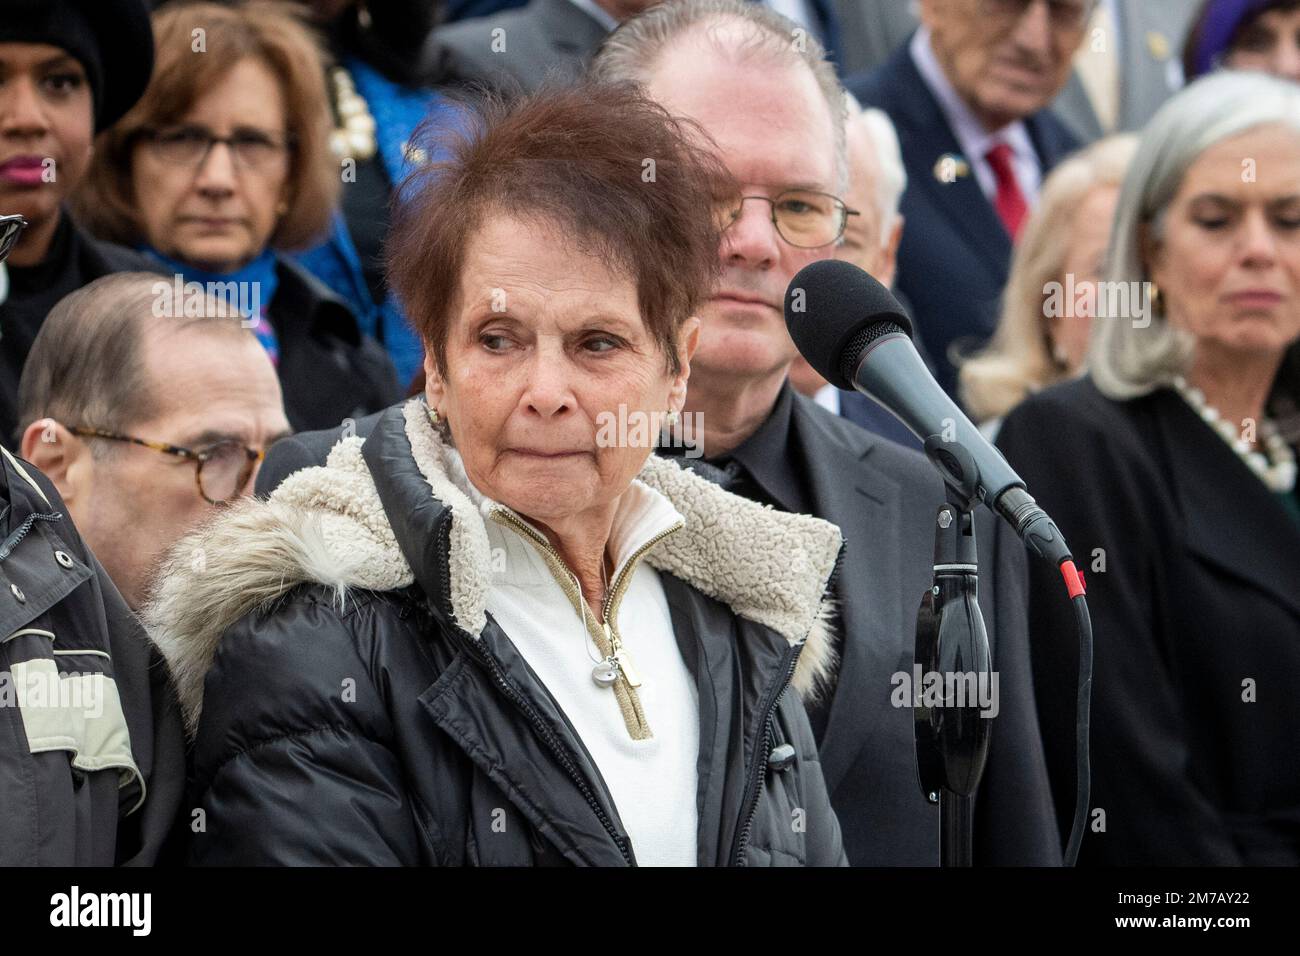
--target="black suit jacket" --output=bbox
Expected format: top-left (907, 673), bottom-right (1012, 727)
top-left (848, 39), bottom-right (1080, 399)
top-left (256, 396), bottom-right (1061, 865)
top-left (838, 389), bottom-right (921, 451)
top-left (998, 377), bottom-right (1300, 865)
top-left (268, 259), bottom-right (402, 434)
top-left (773, 390), bottom-right (1057, 865)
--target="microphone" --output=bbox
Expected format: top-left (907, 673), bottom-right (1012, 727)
top-left (784, 259), bottom-right (1073, 570)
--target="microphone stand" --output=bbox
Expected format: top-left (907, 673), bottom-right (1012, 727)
top-left (913, 438), bottom-right (993, 867)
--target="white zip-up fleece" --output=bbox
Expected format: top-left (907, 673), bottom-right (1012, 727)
top-left (446, 450), bottom-right (701, 867)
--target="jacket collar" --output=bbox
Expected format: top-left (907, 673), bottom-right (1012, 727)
top-left (367, 400), bottom-right (842, 664)
top-left (147, 398), bottom-right (842, 735)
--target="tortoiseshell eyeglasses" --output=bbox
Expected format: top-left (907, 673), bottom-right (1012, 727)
top-left (68, 426), bottom-right (265, 505)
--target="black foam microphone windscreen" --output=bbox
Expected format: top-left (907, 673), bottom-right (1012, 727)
top-left (783, 259), bottom-right (912, 389)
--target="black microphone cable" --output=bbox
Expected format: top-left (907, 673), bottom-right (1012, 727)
top-left (786, 258), bottom-right (1095, 866)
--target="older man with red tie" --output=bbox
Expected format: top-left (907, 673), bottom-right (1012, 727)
top-left (849, 0), bottom-right (1088, 399)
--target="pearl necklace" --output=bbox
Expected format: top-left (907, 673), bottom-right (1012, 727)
top-left (329, 66), bottom-right (378, 163)
top-left (1172, 376), bottom-right (1298, 494)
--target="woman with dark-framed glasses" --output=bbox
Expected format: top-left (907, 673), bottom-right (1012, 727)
top-left (73, 0), bottom-right (401, 434)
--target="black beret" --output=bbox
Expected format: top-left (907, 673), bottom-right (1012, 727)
top-left (0, 0), bottom-right (154, 131)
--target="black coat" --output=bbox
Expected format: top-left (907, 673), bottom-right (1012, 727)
top-left (0, 213), bottom-right (161, 448)
top-left (0, 446), bottom-right (184, 865)
top-left (151, 400), bottom-right (848, 865)
top-left (267, 258), bottom-right (403, 433)
top-left (252, 388), bottom-right (1061, 866)
top-left (722, 389), bottom-right (1059, 865)
top-left (997, 376), bottom-right (1300, 865)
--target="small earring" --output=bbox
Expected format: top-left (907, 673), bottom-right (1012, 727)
top-left (428, 406), bottom-right (440, 426)
top-left (1148, 282), bottom-right (1162, 314)
top-left (664, 409), bottom-right (680, 426)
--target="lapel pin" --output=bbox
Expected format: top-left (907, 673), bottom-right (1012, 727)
top-left (1146, 31), bottom-right (1170, 61)
top-left (934, 153), bottom-right (970, 184)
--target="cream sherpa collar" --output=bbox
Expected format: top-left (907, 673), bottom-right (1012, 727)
top-left (147, 399), bottom-right (843, 736)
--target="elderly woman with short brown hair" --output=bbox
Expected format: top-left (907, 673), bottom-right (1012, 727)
top-left (73, 0), bottom-right (399, 432)
top-left (147, 81), bottom-right (848, 867)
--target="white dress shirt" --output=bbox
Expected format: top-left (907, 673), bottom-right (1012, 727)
top-left (813, 382), bottom-right (841, 415)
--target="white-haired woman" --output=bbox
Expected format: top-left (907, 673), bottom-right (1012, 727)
top-left (997, 71), bottom-right (1300, 866)
top-left (959, 135), bottom-right (1138, 431)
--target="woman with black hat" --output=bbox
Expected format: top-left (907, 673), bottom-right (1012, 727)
top-left (0, 0), bottom-right (159, 448)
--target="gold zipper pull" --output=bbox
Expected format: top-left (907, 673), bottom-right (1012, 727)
top-left (604, 616), bottom-right (643, 688)
top-left (614, 648), bottom-right (642, 688)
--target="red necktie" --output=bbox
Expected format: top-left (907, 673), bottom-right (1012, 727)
top-left (986, 143), bottom-right (1028, 241)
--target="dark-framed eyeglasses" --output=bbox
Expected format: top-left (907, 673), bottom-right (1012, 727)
top-left (0, 214), bottom-right (28, 264)
top-left (718, 189), bottom-right (861, 249)
top-left (976, 0), bottom-right (1098, 31)
top-left (141, 124), bottom-right (296, 172)
top-left (68, 426), bottom-right (264, 505)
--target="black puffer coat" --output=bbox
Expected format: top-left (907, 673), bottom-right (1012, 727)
top-left (149, 400), bottom-right (849, 866)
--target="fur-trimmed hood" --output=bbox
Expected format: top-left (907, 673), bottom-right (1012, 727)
top-left (147, 399), bottom-right (844, 736)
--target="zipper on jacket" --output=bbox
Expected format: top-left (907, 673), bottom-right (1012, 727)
top-left (488, 506), bottom-right (682, 740)
top-left (599, 520), bottom-right (683, 688)
top-left (458, 622), bottom-right (636, 865)
top-left (432, 512), bottom-right (635, 865)
top-left (0, 510), bottom-right (63, 562)
top-left (728, 528), bottom-right (843, 864)
top-left (730, 642), bottom-right (802, 866)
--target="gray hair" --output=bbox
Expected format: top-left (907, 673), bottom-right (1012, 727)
top-left (591, 0), bottom-right (848, 191)
top-left (1092, 70), bottom-right (1300, 399)
top-left (844, 92), bottom-right (907, 246)
top-left (856, 105), bottom-right (908, 245)
top-left (16, 272), bottom-right (253, 447)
